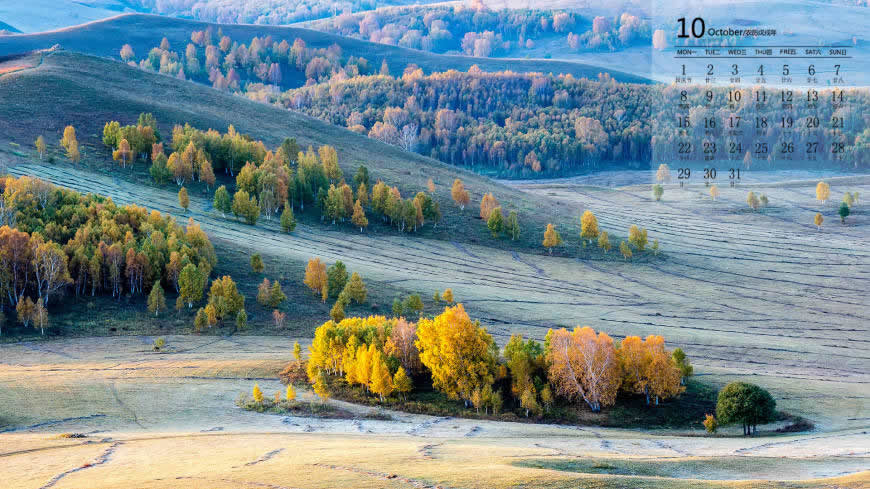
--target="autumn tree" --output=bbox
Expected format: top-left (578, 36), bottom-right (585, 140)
top-left (147, 283), bottom-right (166, 316)
top-left (113, 138), bottom-right (133, 168)
top-left (285, 384), bottom-right (296, 401)
top-left (652, 184), bottom-right (663, 201)
top-left (194, 307), bottom-right (208, 332)
top-left (546, 326), bottom-right (620, 412)
top-left (505, 210), bottom-right (520, 240)
top-left (442, 288), bottom-right (454, 304)
top-left (479, 192), bottom-right (499, 220)
top-left (250, 253), bottom-right (264, 273)
top-left (232, 190), bottom-right (259, 225)
top-left (178, 187), bottom-right (190, 211)
top-left (404, 294), bottom-right (423, 315)
top-left (598, 231), bottom-right (611, 253)
top-left (487, 206), bottom-right (504, 237)
top-left (393, 367), bottom-right (413, 400)
top-left (816, 181), bottom-right (830, 202)
top-left (252, 383), bottom-right (264, 403)
top-left (709, 185), bottom-right (720, 200)
top-left (451, 179), bottom-right (470, 210)
top-left (351, 199), bottom-right (368, 232)
top-left (35, 136), bottom-right (46, 160)
top-left (415, 304), bottom-right (497, 404)
top-left (179, 263), bottom-right (206, 308)
top-left (619, 241), bottom-right (632, 260)
top-left (120, 43), bottom-right (135, 62)
top-left (655, 163), bottom-right (671, 183)
top-left (427, 178), bottom-right (436, 193)
top-left (60, 125), bottom-right (77, 154)
top-left (580, 210), bottom-right (599, 244)
top-left (213, 186), bottom-right (232, 217)
top-left (747, 191), bottom-right (760, 210)
top-left (703, 414), bottom-right (718, 433)
top-left (628, 225), bottom-right (648, 251)
top-left (716, 382), bottom-right (776, 435)
top-left (342, 272), bottom-right (367, 304)
top-left (369, 350), bottom-right (394, 401)
top-left (207, 275), bottom-right (245, 320)
top-left (386, 318), bottom-right (418, 373)
top-left (542, 223), bottom-right (562, 254)
top-left (814, 212), bottom-right (824, 230)
top-left (304, 258), bottom-right (328, 301)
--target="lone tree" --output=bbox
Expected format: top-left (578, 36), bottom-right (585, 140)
top-left (628, 225), bottom-right (648, 251)
top-left (716, 382), bottom-right (776, 435)
top-left (451, 179), bottom-right (470, 210)
top-left (147, 284), bottom-right (167, 316)
top-left (35, 136), bottom-right (46, 160)
top-left (814, 212), bottom-right (824, 230)
top-left (250, 253), bottom-right (264, 273)
top-left (746, 191), bottom-right (760, 210)
top-left (655, 163), bottom-right (671, 183)
top-left (178, 187), bottom-right (190, 211)
top-left (709, 185), bottom-right (720, 201)
top-left (816, 181), bottom-right (830, 203)
top-left (838, 202), bottom-right (850, 224)
top-left (542, 223), bottom-right (562, 254)
top-left (505, 210), bottom-right (520, 240)
top-left (652, 184), bottom-right (664, 201)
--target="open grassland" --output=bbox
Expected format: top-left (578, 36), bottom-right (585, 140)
top-left (0, 14), bottom-right (651, 84)
top-left (0, 337), bottom-right (867, 488)
top-left (4, 159), bottom-right (869, 432)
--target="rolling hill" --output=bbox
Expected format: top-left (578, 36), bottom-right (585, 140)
top-left (0, 13), bottom-right (652, 84)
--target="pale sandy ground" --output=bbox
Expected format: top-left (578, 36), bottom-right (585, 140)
top-left (1, 164), bottom-right (868, 487)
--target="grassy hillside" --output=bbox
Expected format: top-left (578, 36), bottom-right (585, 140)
top-left (0, 50), bottom-right (585, 248)
top-left (0, 13), bottom-right (651, 84)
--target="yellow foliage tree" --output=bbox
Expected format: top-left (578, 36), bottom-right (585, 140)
top-left (286, 384), bottom-right (296, 401)
top-left (35, 136), bottom-right (46, 160)
top-left (178, 187), bottom-right (190, 211)
top-left (369, 349), bottom-right (394, 401)
top-left (542, 223), bottom-right (562, 254)
top-left (814, 212), bottom-right (824, 230)
top-left (598, 231), bottom-right (611, 253)
top-left (252, 383), bottom-right (264, 403)
top-left (628, 225), bottom-right (648, 250)
top-left (580, 210), bottom-right (599, 244)
top-left (393, 366), bottom-right (413, 400)
top-left (479, 192), bottom-right (499, 220)
top-left (441, 288), bottom-right (454, 303)
top-left (747, 191), bottom-right (760, 210)
top-left (113, 138), bottom-right (132, 168)
top-left (451, 179), bottom-right (470, 210)
top-left (546, 326), bottom-right (620, 412)
top-left (816, 181), bottom-right (830, 202)
top-left (619, 241), bottom-right (632, 260)
top-left (709, 185), bottom-right (720, 200)
top-left (303, 257), bottom-right (328, 302)
top-left (415, 304), bottom-right (496, 403)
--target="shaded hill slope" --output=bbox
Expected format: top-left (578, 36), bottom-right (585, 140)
top-left (0, 50), bottom-right (574, 248)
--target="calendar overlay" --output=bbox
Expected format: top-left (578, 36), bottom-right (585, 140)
top-left (650, 16), bottom-right (868, 187)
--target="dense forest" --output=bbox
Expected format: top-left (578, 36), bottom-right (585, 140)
top-left (306, 5), bottom-right (650, 56)
top-left (0, 174), bottom-right (216, 334)
top-left (117, 28), bottom-right (870, 177)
